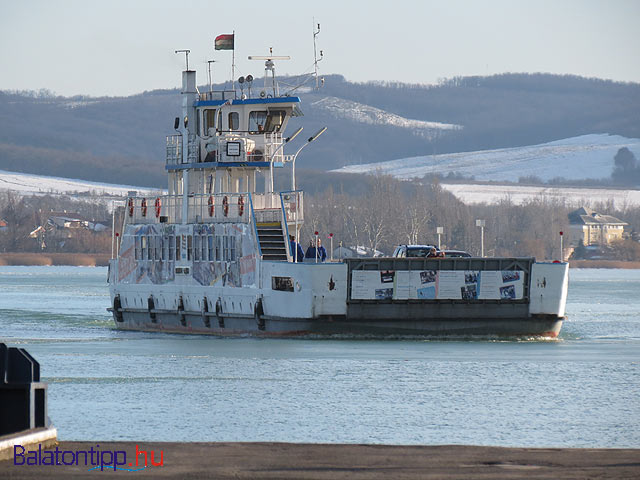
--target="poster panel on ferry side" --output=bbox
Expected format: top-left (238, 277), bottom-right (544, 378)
top-left (351, 270), bottom-right (395, 300)
top-left (351, 270), bottom-right (524, 300)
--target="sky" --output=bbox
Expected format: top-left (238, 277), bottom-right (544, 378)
top-left (1, 0), bottom-right (639, 97)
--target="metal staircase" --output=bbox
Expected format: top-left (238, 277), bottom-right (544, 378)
top-left (256, 223), bottom-right (288, 261)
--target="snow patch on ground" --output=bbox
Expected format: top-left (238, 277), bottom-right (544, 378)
top-left (0, 169), bottom-right (161, 202)
top-left (332, 134), bottom-right (640, 182)
top-left (311, 96), bottom-right (461, 138)
top-left (440, 183), bottom-right (640, 207)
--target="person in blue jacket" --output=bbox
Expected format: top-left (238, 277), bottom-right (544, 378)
top-left (289, 235), bottom-right (304, 262)
top-left (305, 238), bottom-right (327, 262)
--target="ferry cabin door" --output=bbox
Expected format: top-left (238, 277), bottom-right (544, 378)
top-left (201, 108), bottom-right (219, 163)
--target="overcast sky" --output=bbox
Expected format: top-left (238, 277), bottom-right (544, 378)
top-left (1, 0), bottom-right (639, 97)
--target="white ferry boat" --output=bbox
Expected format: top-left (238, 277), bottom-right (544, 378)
top-left (108, 45), bottom-right (569, 338)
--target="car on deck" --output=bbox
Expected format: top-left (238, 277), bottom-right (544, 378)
top-left (392, 245), bottom-right (472, 258)
top-left (392, 245), bottom-right (442, 258)
top-left (443, 249), bottom-right (471, 257)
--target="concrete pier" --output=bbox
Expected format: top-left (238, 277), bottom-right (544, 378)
top-left (1, 442), bottom-right (638, 479)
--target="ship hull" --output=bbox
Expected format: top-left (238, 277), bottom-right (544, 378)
top-left (109, 224), bottom-right (569, 340)
top-left (111, 308), bottom-right (563, 338)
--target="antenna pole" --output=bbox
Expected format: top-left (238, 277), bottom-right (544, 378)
top-left (271, 48), bottom-right (277, 96)
top-left (175, 49), bottom-right (191, 70)
top-left (207, 60), bottom-right (216, 93)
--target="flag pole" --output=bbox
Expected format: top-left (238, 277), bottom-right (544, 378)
top-left (231, 30), bottom-right (235, 92)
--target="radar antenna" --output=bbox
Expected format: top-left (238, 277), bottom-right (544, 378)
top-left (248, 47), bottom-right (291, 97)
top-left (207, 60), bottom-right (216, 92)
top-left (175, 49), bottom-right (191, 70)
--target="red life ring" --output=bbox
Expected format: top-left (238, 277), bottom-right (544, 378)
top-left (222, 196), bottom-right (229, 217)
top-left (128, 198), bottom-right (134, 217)
top-left (154, 198), bottom-right (161, 218)
top-left (238, 195), bottom-right (244, 217)
top-left (141, 198), bottom-right (148, 217)
top-left (207, 196), bottom-right (214, 217)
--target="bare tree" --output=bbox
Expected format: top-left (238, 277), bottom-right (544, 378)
top-left (0, 191), bottom-right (31, 252)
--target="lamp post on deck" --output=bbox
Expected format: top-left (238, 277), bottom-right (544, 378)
top-left (329, 233), bottom-right (334, 262)
top-left (291, 127), bottom-right (327, 191)
top-left (436, 226), bottom-right (443, 250)
top-left (476, 219), bottom-right (485, 257)
top-left (314, 231), bottom-right (319, 263)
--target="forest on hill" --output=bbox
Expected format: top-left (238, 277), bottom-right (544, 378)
top-left (1, 73), bottom-right (639, 188)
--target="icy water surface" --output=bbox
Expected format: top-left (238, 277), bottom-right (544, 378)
top-left (1, 266), bottom-right (638, 447)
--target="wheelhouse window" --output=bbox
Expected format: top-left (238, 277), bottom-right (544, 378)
top-left (203, 109), bottom-right (217, 135)
top-left (228, 112), bottom-right (239, 131)
top-left (249, 110), bottom-right (286, 133)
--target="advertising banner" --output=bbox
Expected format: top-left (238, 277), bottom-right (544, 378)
top-left (351, 270), bottom-right (524, 300)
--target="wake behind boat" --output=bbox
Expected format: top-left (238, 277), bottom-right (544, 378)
top-left (107, 37), bottom-right (569, 338)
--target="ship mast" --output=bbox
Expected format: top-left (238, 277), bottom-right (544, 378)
top-left (312, 20), bottom-right (323, 90)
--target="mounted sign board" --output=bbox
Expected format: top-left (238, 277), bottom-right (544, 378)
top-left (226, 142), bottom-right (241, 156)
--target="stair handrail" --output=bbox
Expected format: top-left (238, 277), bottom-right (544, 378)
top-left (279, 192), bottom-right (293, 262)
top-left (249, 193), bottom-right (263, 259)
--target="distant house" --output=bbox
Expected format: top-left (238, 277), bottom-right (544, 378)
top-left (568, 207), bottom-right (627, 246)
top-left (47, 213), bottom-right (109, 234)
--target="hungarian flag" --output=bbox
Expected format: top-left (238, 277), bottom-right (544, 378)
top-left (215, 34), bottom-right (234, 50)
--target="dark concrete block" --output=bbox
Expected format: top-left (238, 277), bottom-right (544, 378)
top-left (0, 344), bottom-right (49, 435)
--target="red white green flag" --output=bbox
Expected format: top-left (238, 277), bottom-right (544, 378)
top-left (215, 34), bottom-right (234, 50)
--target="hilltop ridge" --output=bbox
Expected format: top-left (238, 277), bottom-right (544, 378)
top-left (1, 73), bottom-right (639, 187)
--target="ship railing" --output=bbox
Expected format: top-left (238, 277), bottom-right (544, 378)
top-left (229, 131), bottom-right (285, 163)
top-left (168, 131), bottom-right (292, 165)
top-left (166, 135), bottom-right (181, 164)
top-left (251, 193), bottom-right (281, 210)
top-left (166, 134), bottom-right (198, 165)
top-left (252, 193), bottom-right (284, 223)
top-left (204, 131), bottom-right (287, 163)
top-left (280, 190), bottom-right (304, 225)
top-left (123, 193), bottom-right (253, 225)
top-left (198, 90), bottom-right (236, 101)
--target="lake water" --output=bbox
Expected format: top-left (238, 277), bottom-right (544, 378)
top-left (0, 266), bottom-right (638, 447)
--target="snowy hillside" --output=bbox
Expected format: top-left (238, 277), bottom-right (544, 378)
top-left (0, 169), bottom-right (161, 202)
top-left (311, 96), bottom-right (461, 139)
top-left (440, 183), bottom-right (640, 207)
top-left (332, 134), bottom-right (640, 182)
top-left (2, 167), bottom-right (638, 209)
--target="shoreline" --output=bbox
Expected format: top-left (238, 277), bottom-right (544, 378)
top-left (1, 253), bottom-right (639, 269)
top-left (1, 442), bottom-right (638, 479)
top-left (0, 253), bottom-right (110, 267)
